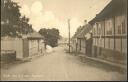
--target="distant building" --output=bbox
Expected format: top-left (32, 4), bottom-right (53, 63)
top-left (71, 24), bottom-right (93, 56)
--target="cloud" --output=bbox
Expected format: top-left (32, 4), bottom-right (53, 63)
top-left (70, 18), bottom-right (84, 36)
top-left (29, 10), bottom-right (59, 31)
top-left (18, 0), bottom-right (84, 37)
top-left (13, 0), bottom-right (111, 38)
top-left (43, 11), bottom-right (55, 22)
top-left (20, 4), bottom-right (30, 17)
top-left (31, 1), bottom-right (43, 15)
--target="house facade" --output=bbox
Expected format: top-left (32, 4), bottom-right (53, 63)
top-left (27, 32), bottom-right (45, 58)
top-left (1, 37), bottom-right (26, 59)
top-left (71, 24), bottom-right (93, 56)
top-left (1, 32), bottom-right (45, 60)
top-left (89, 0), bottom-right (127, 64)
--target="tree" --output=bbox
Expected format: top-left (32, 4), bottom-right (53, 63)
top-left (39, 28), bottom-right (60, 47)
top-left (18, 16), bottom-right (34, 35)
top-left (1, 0), bottom-right (34, 37)
top-left (1, 0), bottom-right (21, 25)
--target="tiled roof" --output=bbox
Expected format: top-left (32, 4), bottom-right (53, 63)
top-left (89, 0), bottom-right (127, 24)
top-left (27, 32), bottom-right (44, 39)
top-left (71, 26), bottom-right (85, 40)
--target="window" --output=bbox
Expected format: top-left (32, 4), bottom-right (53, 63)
top-left (93, 24), bottom-right (97, 35)
top-left (101, 23), bottom-right (103, 36)
top-left (92, 28), bottom-right (94, 35)
top-left (94, 28), bottom-right (96, 35)
top-left (98, 23), bottom-right (102, 35)
top-left (106, 19), bottom-right (113, 35)
top-left (96, 23), bottom-right (99, 35)
top-left (115, 15), bottom-right (122, 35)
top-left (117, 25), bottom-right (121, 34)
top-left (122, 20), bottom-right (126, 34)
top-left (93, 38), bottom-right (95, 45)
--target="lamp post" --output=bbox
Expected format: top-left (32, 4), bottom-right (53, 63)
top-left (68, 19), bottom-right (71, 53)
top-left (76, 38), bottom-right (78, 54)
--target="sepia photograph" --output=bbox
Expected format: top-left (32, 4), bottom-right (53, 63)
top-left (1, 0), bottom-right (127, 81)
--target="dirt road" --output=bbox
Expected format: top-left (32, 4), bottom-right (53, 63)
top-left (1, 45), bottom-right (126, 81)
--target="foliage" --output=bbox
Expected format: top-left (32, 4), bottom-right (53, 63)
top-left (1, 0), bottom-right (34, 37)
top-left (39, 28), bottom-right (60, 47)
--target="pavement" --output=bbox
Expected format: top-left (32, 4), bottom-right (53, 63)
top-left (78, 54), bottom-right (127, 72)
top-left (1, 45), bottom-right (127, 81)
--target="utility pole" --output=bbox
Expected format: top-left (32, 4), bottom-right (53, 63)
top-left (68, 19), bottom-right (71, 53)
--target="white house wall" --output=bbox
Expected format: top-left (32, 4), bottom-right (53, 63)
top-left (80, 39), bottom-right (86, 54)
top-left (39, 40), bottom-right (45, 54)
top-left (29, 40), bottom-right (38, 57)
top-left (28, 39), bottom-right (45, 56)
top-left (1, 39), bottom-right (23, 59)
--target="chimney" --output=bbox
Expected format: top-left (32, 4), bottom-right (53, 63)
top-left (84, 20), bottom-right (87, 25)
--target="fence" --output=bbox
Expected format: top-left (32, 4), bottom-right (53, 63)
top-left (1, 50), bottom-right (16, 63)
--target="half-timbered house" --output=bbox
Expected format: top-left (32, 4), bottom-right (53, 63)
top-left (89, 0), bottom-right (127, 64)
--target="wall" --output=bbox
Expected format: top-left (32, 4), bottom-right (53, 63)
top-left (82, 39), bottom-right (86, 52)
top-left (79, 39), bottom-right (86, 54)
top-left (1, 38), bottom-right (45, 59)
top-left (77, 39), bottom-right (81, 53)
top-left (29, 39), bottom-right (38, 57)
top-left (39, 40), bottom-right (45, 54)
top-left (71, 39), bottom-right (77, 53)
top-left (28, 39), bottom-right (45, 57)
top-left (1, 38), bottom-right (23, 59)
top-left (91, 11), bottom-right (127, 64)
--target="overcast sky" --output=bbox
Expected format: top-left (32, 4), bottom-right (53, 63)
top-left (13, 0), bottom-right (111, 38)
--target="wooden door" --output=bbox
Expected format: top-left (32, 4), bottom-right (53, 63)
top-left (23, 39), bottom-right (29, 58)
top-left (86, 38), bottom-right (93, 57)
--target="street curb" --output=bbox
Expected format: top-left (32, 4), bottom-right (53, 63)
top-left (19, 52), bottom-right (45, 62)
top-left (78, 55), bottom-right (127, 71)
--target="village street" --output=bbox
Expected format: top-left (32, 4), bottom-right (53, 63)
top-left (1, 45), bottom-right (126, 81)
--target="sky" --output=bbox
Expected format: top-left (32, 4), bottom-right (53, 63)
top-left (13, 0), bottom-right (111, 38)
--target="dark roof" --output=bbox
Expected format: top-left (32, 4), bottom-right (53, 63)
top-left (71, 33), bottom-right (77, 40)
top-left (89, 0), bottom-right (127, 24)
top-left (76, 24), bottom-right (92, 39)
top-left (27, 32), bottom-right (44, 39)
top-left (71, 26), bottom-right (85, 40)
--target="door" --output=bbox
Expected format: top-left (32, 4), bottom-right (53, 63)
top-left (86, 38), bottom-right (93, 57)
top-left (23, 39), bottom-right (29, 58)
